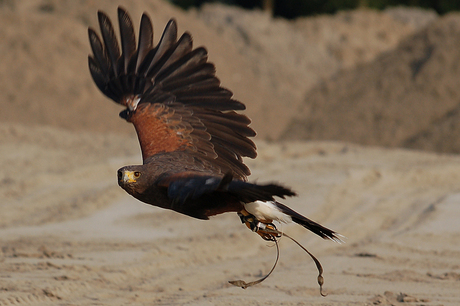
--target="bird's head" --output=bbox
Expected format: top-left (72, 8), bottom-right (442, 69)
top-left (117, 165), bottom-right (146, 194)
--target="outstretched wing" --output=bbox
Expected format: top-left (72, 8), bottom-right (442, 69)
top-left (88, 7), bottom-right (256, 179)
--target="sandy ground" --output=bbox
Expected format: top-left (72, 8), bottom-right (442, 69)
top-left (1, 1), bottom-right (460, 305)
top-left (1, 123), bottom-right (459, 305)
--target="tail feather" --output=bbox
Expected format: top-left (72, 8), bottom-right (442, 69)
top-left (275, 202), bottom-right (343, 243)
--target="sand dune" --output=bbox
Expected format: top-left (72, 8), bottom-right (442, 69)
top-left (283, 12), bottom-right (460, 154)
top-left (0, 0), bottom-right (436, 141)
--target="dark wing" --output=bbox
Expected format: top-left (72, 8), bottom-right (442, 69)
top-left (155, 172), bottom-right (296, 219)
top-left (88, 7), bottom-right (256, 179)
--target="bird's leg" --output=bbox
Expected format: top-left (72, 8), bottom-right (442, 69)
top-left (238, 211), bottom-right (281, 241)
top-left (237, 211), bottom-right (258, 231)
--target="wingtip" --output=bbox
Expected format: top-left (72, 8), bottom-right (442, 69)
top-left (140, 12), bottom-right (153, 25)
top-left (97, 9), bottom-right (108, 21)
top-left (163, 18), bottom-right (178, 39)
top-left (117, 6), bottom-right (129, 25)
top-left (167, 18), bottom-right (178, 26)
top-left (117, 5), bottom-right (128, 15)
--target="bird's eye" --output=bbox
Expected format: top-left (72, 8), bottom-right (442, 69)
top-left (134, 171), bottom-right (141, 178)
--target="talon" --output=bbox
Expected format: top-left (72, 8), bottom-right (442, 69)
top-left (238, 212), bottom-right (245, 224)
top-left (257, 223), bottom-right (281, 241)
top-left (238, 212), bottom-right (259, 232)
top-left (238, 211), bottom-right (281, 241)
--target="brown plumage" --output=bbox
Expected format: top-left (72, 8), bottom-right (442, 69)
top-left (88, 7), bottom-right (341, 243)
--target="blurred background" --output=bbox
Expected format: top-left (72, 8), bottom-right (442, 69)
top-left (171, 0), bottom-right (459, 17)
top-left (2, 0), bottom-right (460, 153)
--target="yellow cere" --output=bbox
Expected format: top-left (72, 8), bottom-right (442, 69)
top-left (124, 171), bottom-right (137, 183)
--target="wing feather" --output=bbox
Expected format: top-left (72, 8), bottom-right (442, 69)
top-left (88, 56), bottom-right (109, 96)
top-left (118, 7), bottom-right (136, 74)
top-left (144, 19), bottom-right (178, 78)
top-left (89, 7), bottom-right (257, 179)
top-left (155, 33), bottom-right (194, 78)
top-left (198, 111), bottom-right (255, 137)
top-left (212, 145), bottom-right (250, 178)
top-left (156, 46), bottom-right (206, 84)
top-left (134, 13), bottom-right (154, 73)
top-left (204, 124), bottom-right (256, 158)
top-left (163, 77), bottom-right (220, 94)
top-left (97, 11), bottom-right (120, 77)
top-left (88, 28), bottom-right (110, 77)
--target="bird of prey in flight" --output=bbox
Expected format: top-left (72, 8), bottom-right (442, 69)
top-left (88, 6), bottom-right (341, 290)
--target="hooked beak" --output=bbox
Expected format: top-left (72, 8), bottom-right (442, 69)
top-left (118, 170), bottom-right (137, 184)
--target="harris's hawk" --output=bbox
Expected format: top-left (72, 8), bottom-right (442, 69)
top-left (88, 7), bottom-right (341, 286)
